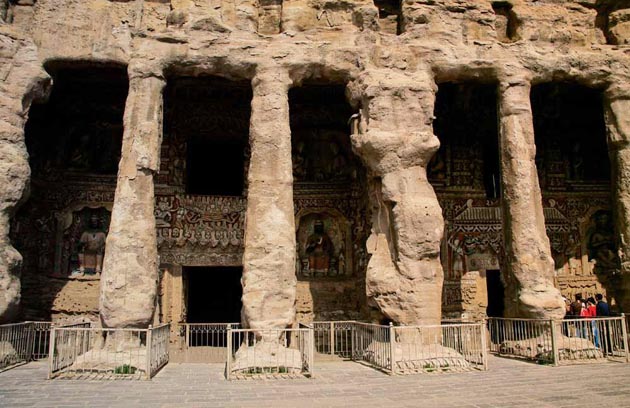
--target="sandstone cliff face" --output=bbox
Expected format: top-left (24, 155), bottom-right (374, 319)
top-left (2, 0), bottom-right (630, 325)
top-left (0, 29), bottom-right (48, 323)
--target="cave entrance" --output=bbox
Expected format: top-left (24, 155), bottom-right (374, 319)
top-left (290, 83), bottom-right (370, 323)
top-left (429, 82), bottom-right (502, 320)
top-left (532, 82), bottom-right (613, 307)
top-left (11, 63), bottom-right (128, 321)
top-left (184, 266), bottom-right (243, 324)
top-left (485, 270), bottom-right (504, 318)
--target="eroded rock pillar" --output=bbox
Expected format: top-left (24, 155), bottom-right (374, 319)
top-left (605, 83), bottom-right (630, 312)
top-left (100, 74), bottom-right (165, 328)
top-left (348, 70), bottom-right (444, 325)
top-left (498, 75), bottom-right (564, 319)
top-left (241, 67), bottom-right (296, 331)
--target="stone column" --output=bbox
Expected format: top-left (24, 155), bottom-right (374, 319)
top-left (348, 69), bottom-right (444, 326)
top-left (605, 83), bottom-right (630, 312)
top-left (99, 74), bottom-right (165, 328)
top-left (241, 67), bottom-right (296, 331)
top-left (498, 74), bottom-right (564, 319)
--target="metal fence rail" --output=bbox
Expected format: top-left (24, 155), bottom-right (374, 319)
top-left (488, 316), bottom-right (629, 365)
top-left (0, 322), bottom-right (33, 371)
top-left (49, 324), bottom-right (170, 380)
top-left (149, 324), bottom-right (170, 377)
top-left (178, 323), bottom-right (241, 363)
top-left (226, 327), bottom-right (314, 380)
top-left (0, 321), bottom-right (93, 372)
top-left (392, 323), bottom-right (487, 373)
top-left (350, 322), bottom-right (392, 372)
top-left (312, 321), bottom-right (355, 358)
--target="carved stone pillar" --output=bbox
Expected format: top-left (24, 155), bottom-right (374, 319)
top-left (498, 75), bottom-right (564, 319)
top-left (100, 74), bottom-right (165, 328)
top-left (241, 67), bottom-right (296, 331)
top-left (605, 83), bottom-right (630, 312)
top-left (348, 70), bottom-right (444, 325)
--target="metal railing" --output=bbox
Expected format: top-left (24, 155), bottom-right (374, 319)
top-left (350, 322), bottom-right (392, 372)
top-left (0, 322), bottom-right (34, 370)
top-left (312, 321), bottom-right (355, 358)
top-left (178, 323), bottom-right (241, 363)
top-left (48, 323), bottom-right (170, 380)
top-left (148, 324), bottom-right (170, 377)
top-left (392, 323), bottom-right (487, 373)
top-left (488, 316), bottom-right (629, 365)
top-left (226, 327), bottom-right (314, 380)
top-left (0, 321), bottom-right (70, 371)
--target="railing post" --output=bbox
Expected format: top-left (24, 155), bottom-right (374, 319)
top-left (146, 326), bottom-right (153, 380)
top-left (350, 323), bottom-right (355, 360)
top-left (226, 324), bottom-right (232, 380)
top-left (47, 327), bottom-right (56, 379)
top-left (621, 314), bottom-right (629, 363)
top-left (330, 322), bottom-right (334, 356)
top-left (389, 322), bottom-right (396, 375)
top-left (310, 327), bottom-right (315, 378)
top-left (185, 323), bottom-right (190, 349)
top-left (550, 319), bottom-right (559, 366)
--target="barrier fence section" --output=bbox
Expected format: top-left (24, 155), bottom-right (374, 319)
top-left (178, 323), bottom-right (241, 363)
top-left (0, 321), bottom-right (70, 371)
top-left (180, 323), bottom-right (242, 348)
top-left (350, 322), bottom-right (393, 372)
top-left (226, 327), bottom-right (314, 379)
top-left (312, 321), bottom-right (355, 358)
top-left (0, 322), bottom-right (35, 370)
top-left (148, 324), bottom-right (171, 377)
top-left (48, 324), bottom-right (170, 380)
top-left (392, 323), bottom-right (488, 373)
top-left (488, 316), bottom-right (629, 365)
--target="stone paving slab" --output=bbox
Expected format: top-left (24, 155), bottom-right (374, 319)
top-left (0, 356), bottom-right (629, 407)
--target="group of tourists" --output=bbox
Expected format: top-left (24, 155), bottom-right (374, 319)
top-left (565, 293), bottom-right (610, 318)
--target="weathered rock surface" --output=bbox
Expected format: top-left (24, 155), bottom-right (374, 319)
top-left (100, 75), bottom-right (165, 328)
top-left (0, 28), bottom-right (48, 323)
top-left (241, 67), bottom-right (296, 331)
top-left (498, 72), bottom-right (564, 319)
top-left (349, 70), bottom-right (444, 325)
top-left (4, 0), bottom-right (630, 325)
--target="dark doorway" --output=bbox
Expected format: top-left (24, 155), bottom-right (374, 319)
top-left (486, 270), bottom-right (504, 318)
top-left (163, 76), bottom-right (252, 196)
top-left (430, 82), bottom-right (501, 199)
top-left (185, 266), bottom-right (243, 323)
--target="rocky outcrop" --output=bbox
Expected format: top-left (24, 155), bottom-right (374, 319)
top-left (0, 30), bottom-right (48, 323)
top-left (4, 0), bottom-right (630, 326)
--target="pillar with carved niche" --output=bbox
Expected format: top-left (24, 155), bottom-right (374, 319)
top-left (605, 82), bottom-right (630, 312)
top-left (100, 73), bottom-right (165, 328)
top-left (348, 69), bottom-right (444, 326)
top-left (241, 67), bottom-right (297, 334)
top-left (498, 74), bottom-right (564, 319)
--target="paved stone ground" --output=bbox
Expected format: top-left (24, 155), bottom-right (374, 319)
top-left (1, 356), bottom-right (629, 407)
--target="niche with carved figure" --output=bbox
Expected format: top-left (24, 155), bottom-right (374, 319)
top-left (296, 210), bottom-right (353, 279)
